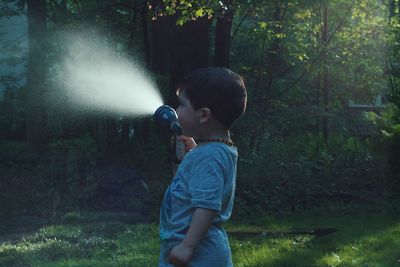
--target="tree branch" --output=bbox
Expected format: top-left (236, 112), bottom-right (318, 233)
top-left (271, 0), bottom-right (356, 99)
top-left (231, 7), bottom-right (250, 42)
top-left (105, 3), bottom-right (141, 12)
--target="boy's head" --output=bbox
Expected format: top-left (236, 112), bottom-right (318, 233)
top-left (176, 67), bottom-right (247, 135)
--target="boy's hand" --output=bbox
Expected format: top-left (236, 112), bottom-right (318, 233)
top-left (168, 240), bottom-right (194, 267)
top-left (176, 135), bottom-right (197, 152)
top-left (167, 208), bottom-right (216, 266)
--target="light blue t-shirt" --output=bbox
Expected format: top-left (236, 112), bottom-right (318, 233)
top-left (159, 142), bottom-right (238, 267)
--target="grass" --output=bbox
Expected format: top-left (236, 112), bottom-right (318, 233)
top-left (0, 211), bottom-right (399, 267)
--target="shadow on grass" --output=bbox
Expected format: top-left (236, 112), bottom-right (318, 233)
top-left (229, 213), bottom-right (400, 267)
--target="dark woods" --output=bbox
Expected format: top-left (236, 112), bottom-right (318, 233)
top-left (0, 0), bottom-right (399, 220)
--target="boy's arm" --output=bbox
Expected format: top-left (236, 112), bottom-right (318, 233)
top-left (168, 208), bottom-right (217, 266)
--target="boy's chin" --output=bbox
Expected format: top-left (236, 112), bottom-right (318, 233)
top-left (181, 131), bottom-right (195, 138)
top-left (183, 133), bottom-right (195, 138)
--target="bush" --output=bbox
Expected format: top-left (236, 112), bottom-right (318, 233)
top-left (0, 134), bottom-right (154, 219)
top-left (235, 133), bottom-right (387, 214)
top-left (366, 104), bottom-right (400, 199)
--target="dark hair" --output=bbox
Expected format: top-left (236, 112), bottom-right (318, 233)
top-left (177, 67), bottom-right (247, 129)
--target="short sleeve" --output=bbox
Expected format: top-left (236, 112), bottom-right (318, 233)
top-left (189, 155), bottom-right (224, 212)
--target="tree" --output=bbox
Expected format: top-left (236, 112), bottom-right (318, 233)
top-left (26, 0), bottom-right (48, 151)
top-left (321, 2), bottom-right (329, 145)
top-left (388, 0), bottom-right (400, 106)
top-left (248, 1), bottom-right (290, 151)
top-left (168, 16), bottom-right (211, 99)
top-left (215, 0), bottom-right (234, 67)
top-left (152, 0), bottom-right (235, 101)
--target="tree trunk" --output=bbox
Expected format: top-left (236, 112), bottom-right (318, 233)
top-left (169, 16), bottom-right (211, 103)
top-left (141, 0), bottom-right (151, 67)
top-left (248, 3), bottom-right (288, 152)
top-left (315, 73), bottom-right (321, 154)
top-left (128, 0), bottom-right (138, 52)
top-left (183, 16), bottom-right (211, 71)
top-left (151, 15), bottom-right (174, 74)
top-left (322, 4), bottom-right (329, 145)
top-left (26, 0), bottom-right (48, 151)
top-left (215, 8), bottom-right (234, 67)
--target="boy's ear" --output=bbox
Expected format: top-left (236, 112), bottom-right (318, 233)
top-left (198, 107), bottom-right (212, 123)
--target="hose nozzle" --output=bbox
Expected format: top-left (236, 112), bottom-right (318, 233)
top-left (153, 105), bottom-right (183, 136)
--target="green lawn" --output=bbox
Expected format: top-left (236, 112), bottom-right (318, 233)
top-left (0, 212), bottom-right (399, 267)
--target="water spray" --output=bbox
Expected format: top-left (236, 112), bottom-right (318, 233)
top-left (58, 31), bottom-right (163, 116)
top-left (56, 30), bottom-right (187, 160)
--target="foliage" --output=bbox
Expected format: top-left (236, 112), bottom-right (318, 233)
top-left (225, 0), bottom-right (396, 212)
top-left (365, 104), bottom-right (400, 198)
top-left (156, 0), bottom-right (230, 25)
top-left (235, 133), bottom-right (388, 213)
top-left (0, 137), bottom-right (154, 218)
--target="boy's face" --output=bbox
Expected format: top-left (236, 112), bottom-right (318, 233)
top-left (176, 93), bottom-right (201, 137)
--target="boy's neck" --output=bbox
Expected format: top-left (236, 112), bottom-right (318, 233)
top-left (197, 129), bottom-right (231, 141)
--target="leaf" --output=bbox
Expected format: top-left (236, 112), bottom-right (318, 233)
top-left (176, 17), bottom-right (186, 26)
top-left (258, 21), bottom-right (267, 29)
top-left (195, 8), bottom-right (204, 18)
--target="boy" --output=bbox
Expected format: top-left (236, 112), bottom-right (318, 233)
top-left (159, 67), bottom-right (247, 267)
